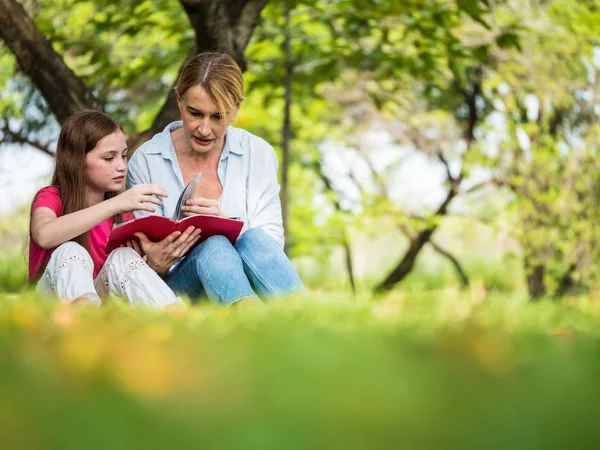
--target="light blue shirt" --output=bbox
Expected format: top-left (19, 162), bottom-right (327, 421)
top-left (126, 121), bottom-right (284, 248)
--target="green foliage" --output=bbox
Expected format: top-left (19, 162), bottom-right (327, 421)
top-left (0, 208), bottom-right (29, 292)
top-left (244, 0), bottom-right (511, 266)
top-left (479, 0), bottom-right (600, 294)
top-left (250, 0), bottom-right (511, 106)
top-left (0, 253), bottom-right (28, 292)
top-left (1, 0), bottom-right (191, 133)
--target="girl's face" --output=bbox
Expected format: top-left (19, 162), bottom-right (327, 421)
top-left (177, 85), bottom-right (238, 156)
top-left (85, 130), bottom-right (128, 194)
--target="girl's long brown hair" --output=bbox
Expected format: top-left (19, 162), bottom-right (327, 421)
top-left (31, 109), bottom-right (123, 281)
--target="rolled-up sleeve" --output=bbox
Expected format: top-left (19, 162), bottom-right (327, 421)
top-left (246, 144), bottom-right (284, 248)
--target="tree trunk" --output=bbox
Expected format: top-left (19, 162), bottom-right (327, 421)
top-left (281, 1), bottom-right (292, 254)
top-left (554, 263), bottom-right (577, 298)
top-left (180, 0), bottom-right (267, 71)
top-left (0, 0), bottom-right (101, 123)
top-left (526, 262), bottom-right (546, 300)
top-left (342, 233), bottom-right (357, 296)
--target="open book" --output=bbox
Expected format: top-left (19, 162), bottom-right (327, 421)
top-left (106, 173), bottom-right (244, 253)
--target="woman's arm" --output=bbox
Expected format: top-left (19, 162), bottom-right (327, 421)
top-left (180, 141), bottom-right (283, 245)
top-left (31, 185), bottom-right (166, 249)
top-left (246, 145), bottom-right (285, 248)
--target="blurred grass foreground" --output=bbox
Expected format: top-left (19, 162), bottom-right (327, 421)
top-left (2, 291), bottom-right (600, 450)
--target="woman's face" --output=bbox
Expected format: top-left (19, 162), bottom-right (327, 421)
top-left (178, 85), bottom-right (237, 155)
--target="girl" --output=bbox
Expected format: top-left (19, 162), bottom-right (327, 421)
top-left (29, 110), bottom-right (201, 307)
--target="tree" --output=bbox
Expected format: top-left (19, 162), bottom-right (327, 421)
top-left (482, 0), bottom-right (600, 298)
top-left (320, 1), bottom-right (522, 294)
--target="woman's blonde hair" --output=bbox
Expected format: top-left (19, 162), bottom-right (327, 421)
top-left (175, 52), bottom-right (245, 121)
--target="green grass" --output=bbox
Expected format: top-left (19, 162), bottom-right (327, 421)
top-left (1, 214), bottom-right (597, 448)
top-left (0, 252), bottom-right (28, 292)
top-left (1, 290), bottom-right (600, 449)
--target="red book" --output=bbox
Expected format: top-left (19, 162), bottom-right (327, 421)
top-left (106, 214), bottom-right (244, 254)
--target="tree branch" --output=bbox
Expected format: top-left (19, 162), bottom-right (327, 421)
top-left (0, 0), bottom-right (100, 123)
top-left (316, 161), bottom-right (357, 296)
top-left (353, 142), bottom-right (389, 198)
top-left (437, 150), bottom-right (456, 184)
top-left (373, 72), bottom-right (483, 294)
top-left (1, 0), bottom-right (267, 154)
top-left (429, 240), bottom-right (469, 287)
top-left (349, 146), bottom-right (469, 287)
top-left (281, 1), bottom-right (293, 254)
top-left (1, 122), bottom-right (54, 157)
top-left (462, 178), bottom-right (504, 194)
top-left (234, 0), bottom-right (269, 57)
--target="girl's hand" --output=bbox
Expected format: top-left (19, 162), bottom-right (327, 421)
top-left (113, 184), bottom-right (168, 213)
top-left (124, 240), bottom-right (146, 260)
top-left (134, 227), bottom-right (202, 276)
top-left (181, 197), bottom-right (222, 217)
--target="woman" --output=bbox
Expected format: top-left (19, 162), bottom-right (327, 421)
top-left (126, 52), bottom-right (305, 306)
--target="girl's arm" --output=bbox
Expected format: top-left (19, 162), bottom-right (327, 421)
top-left (31, 184), bottom-right (167, 249)
top-left (32, 200), bottom-right (119, 249)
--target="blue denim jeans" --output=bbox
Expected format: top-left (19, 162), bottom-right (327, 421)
top-left (165, 228), bottom-right (305, 305)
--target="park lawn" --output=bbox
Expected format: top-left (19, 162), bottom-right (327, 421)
top-left (1, 289), bottom-right (600, 450)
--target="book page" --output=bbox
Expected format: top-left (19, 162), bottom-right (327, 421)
top-left (172, 172), bottom-right (202, 221)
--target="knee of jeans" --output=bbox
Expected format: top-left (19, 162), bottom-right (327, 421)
top-left (187, 234), bottom-right (234, 259)
top-left (204, 234), bottom-right (233, 248)
top-left (237, 227), bottom-right (265, 243)
top-left (235, 228), bottom-right (278, 257)
top-left (105, 247), bottom-right (141, 267)
top-left (188, 236), bottom-right (244, 277)
top-left (236, 228), bottom-right (261, 249)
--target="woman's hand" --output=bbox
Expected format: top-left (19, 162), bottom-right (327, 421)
top-left (180, 197), bottom-right (224, 217)
top-left (112, 184), bottom-right (168, 214)
top-left (134, 226), bottom-right (202, 276)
